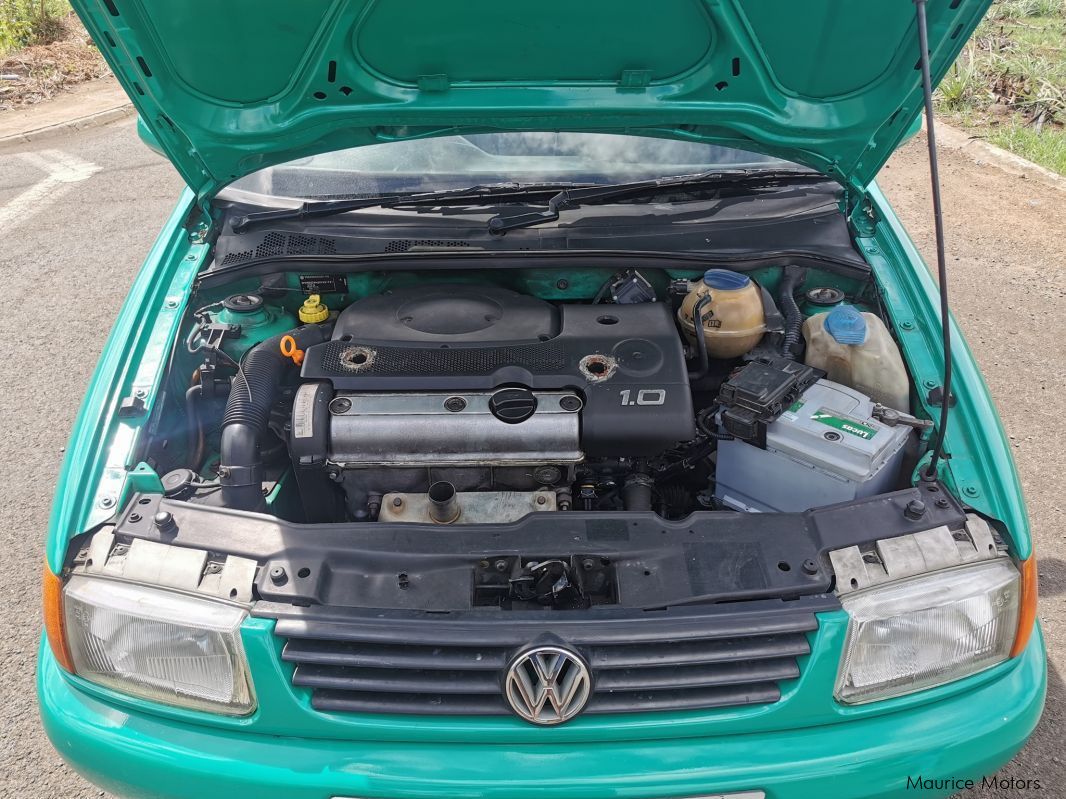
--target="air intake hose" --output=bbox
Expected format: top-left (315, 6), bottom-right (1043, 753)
top-left (219, 324), bottom-right (329, 510)
top-left (779, 266), bottom-right (808, 360)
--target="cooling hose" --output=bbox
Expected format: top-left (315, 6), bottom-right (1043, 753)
top-left (623, 473), bottom-right (654, 511)
top-left (687, 295), bottom-right (712, 380)
top-left (219, 323), bottom-right (329, 510)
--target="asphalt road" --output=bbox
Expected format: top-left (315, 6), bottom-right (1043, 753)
top-left (0, 121), bottom-right (186, 796)
top-left (0, 118), bottom-right (1063, 798)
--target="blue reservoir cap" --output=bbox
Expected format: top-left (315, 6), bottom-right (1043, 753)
top-left (702, 269), bottom-right (751, 290)
top-left (825, 305), bottom-right (868, 345)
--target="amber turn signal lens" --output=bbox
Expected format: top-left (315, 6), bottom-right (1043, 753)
top-left (42, 564), bottom-right (74, 673)
top-left (1010, 555), bottom-right (1038, 658)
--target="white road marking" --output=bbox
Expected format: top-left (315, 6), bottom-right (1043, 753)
top-left (0, 149), bottom-right (101, 235)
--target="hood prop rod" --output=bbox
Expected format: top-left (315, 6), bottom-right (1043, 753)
top-left (914, 0), bottom-right (953, 482)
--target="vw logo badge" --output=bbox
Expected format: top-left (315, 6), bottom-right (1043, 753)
top-left (504, 645), bottom-right (591, 725)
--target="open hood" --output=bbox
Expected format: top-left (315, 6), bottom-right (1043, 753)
top-left (72, 0), bottom-right (990, 205)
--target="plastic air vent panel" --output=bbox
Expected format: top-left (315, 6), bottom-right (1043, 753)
top-left (384, 239), bottom-right (472, 253)
top-left (253, 232), bottom-right (337, 259)
top-left (220, 250), bottom-right (253, 266)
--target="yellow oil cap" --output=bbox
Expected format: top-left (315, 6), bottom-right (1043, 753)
top-left (299, 294), bottom-right (329, 324)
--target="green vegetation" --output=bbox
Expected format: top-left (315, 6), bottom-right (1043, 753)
top-left (936, 0), bottom-right (1066, 175)
top-left (0, 0), bottom-right (71, 54)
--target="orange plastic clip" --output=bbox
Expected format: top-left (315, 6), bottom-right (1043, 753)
top-left (280, 335), bottom-right (304, 366)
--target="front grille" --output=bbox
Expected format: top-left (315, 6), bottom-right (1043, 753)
top-left (275, 609), bottom-right (816, 715)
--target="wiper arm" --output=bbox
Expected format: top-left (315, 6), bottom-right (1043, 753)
top-left (487, 169), bottom-right (826, 234)
top-left (487, 179), bottom-right (661, 234)
top-left (231, 182), bottom-right (591, 234)
top-left (232, 170), bottom-right (822, 235)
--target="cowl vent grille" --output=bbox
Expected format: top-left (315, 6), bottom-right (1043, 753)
top-left (253, 232), bottom-right (338, 259)
top-left (384, 239), bottom-right (472, 253)
top-left (220, 250), bottom-right (253, 266)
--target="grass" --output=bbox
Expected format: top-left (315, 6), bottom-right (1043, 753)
top-left (987, 124), bottom-right (1066, 172)
top-left (936, 0), bottom-right (1066, 175)
top-left (0, 0), bottom-right (72, 55)
top-left (0, 2), bottom-right (106, 111)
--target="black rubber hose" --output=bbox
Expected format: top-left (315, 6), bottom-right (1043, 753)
top-left (779, 266), bottom-right (808, 360)
top-left (623, 474), bottom-right (654, 511)
top-left (688, 295), bottom-right (712, 380)
top-left (219, 324), bottom-right (328, 510)
top-left (185, 385), bottom-right (204, 472)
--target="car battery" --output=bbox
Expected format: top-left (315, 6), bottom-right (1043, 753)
top-left (715, 379), bottom-right (912, 513)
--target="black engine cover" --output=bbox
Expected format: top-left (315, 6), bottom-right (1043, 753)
top-left (301, 286), bottom-right (695, 456)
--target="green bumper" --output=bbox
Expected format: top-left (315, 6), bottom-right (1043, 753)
top-left (39, 630), bottom-right (1045, 799)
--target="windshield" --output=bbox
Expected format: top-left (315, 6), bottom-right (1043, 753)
top-left (224, 132), bottom-right (805, 202)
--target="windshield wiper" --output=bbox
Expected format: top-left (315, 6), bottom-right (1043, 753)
top-left (230, 182), bottom-right (591, 234)
top-left (486, 169), bottom-right (826, 234)
top-left (231, 170), bottom-right (824, 235)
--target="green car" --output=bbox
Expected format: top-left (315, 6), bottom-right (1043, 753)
top-left (40, 1), bottom-right (1044, 798)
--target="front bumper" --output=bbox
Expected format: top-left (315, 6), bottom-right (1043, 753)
top-left (39, 629), bottom-right (1045, 799)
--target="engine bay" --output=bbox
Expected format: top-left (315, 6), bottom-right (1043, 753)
top-left (152, 262), bottom-right (926, 534)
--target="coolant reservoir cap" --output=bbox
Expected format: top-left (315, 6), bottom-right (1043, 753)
top-left (702, 269), bottom-right (751, 290)
top-left (825, 305), bottom-right (868, 345)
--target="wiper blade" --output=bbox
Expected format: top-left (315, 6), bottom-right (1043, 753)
top-left (231, 182), bottom-right (592, 234)
top-left (487, 169), bottom-right (826, 234)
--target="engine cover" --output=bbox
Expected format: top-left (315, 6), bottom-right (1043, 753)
top-left (300, 285), bottom-right (695, 456)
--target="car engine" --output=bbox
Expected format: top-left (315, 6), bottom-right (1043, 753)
top-left (164, 266), bottom-right (918, 526)
top-left (288, 284), bottom-right (694, 519)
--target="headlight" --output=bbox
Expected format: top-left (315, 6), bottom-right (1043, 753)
top-left (63, 575), bottom-right (256, 715)
top-left (835, 559), bottom-right (1020, 704)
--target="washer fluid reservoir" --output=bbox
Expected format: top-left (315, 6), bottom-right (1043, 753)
top-left (802, 305), bottom-right (910, 412)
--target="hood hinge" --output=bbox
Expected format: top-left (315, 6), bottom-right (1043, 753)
top-left (841, 179), bottom-right (875, 236)
top-left (183, 201), bottom-right (220, 245)
top-left (848, 194), bottom-right (878, 237)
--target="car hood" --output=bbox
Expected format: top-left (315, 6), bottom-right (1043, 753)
top-left (72, 0), bottom-right (990, 205)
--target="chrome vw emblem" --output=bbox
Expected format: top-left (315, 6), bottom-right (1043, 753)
top-left (504, 645), bottom-right (591, 725)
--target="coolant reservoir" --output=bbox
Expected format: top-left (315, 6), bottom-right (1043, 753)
top-left (678, 269), bottom-right (766, 359)
top-left (803, 305), bottom-right (910, 412)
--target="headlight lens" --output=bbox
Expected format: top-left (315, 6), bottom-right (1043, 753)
top-left (835, 559), bottom-right (1020, 704)
top-left (63, 575), bottom-right (256, 715)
